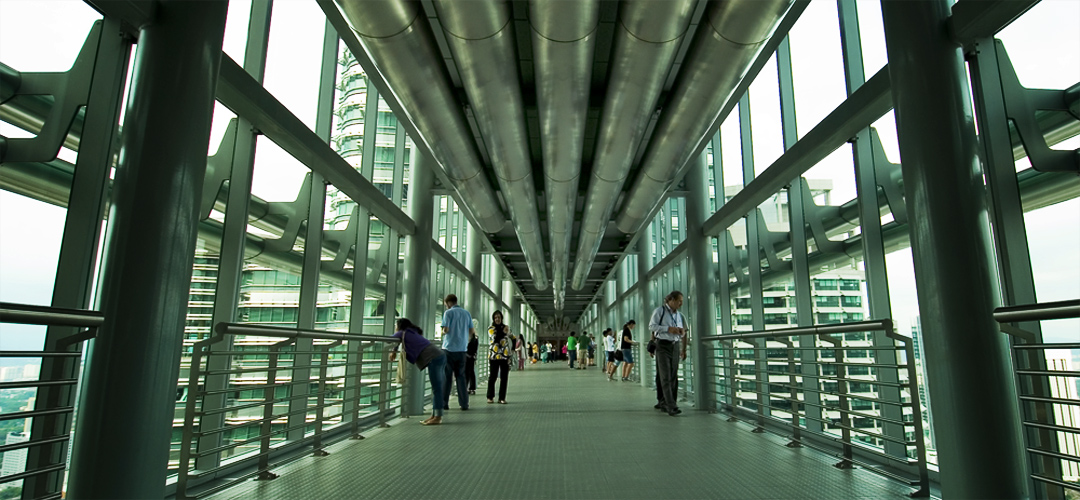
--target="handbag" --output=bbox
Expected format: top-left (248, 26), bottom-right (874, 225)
top-left (614, 350), bottom-right (624, 362)
top-left (647, 338), bottom-right (657, 355)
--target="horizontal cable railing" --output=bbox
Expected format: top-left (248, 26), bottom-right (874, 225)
top-left (702, 319), bottom-right (930, 498)
top-left (175, 322), bottom-right (402, 499)
top-left (0, 301), bottom-right (102, 499)
top-left (993, 299), bottom-right (1080, 497)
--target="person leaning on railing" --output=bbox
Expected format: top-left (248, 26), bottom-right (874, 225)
top-left (390, 318), bottom-right (448, 426)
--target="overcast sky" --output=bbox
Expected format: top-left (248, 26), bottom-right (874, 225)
top-left (1, 0), bottom-right (1077, 354)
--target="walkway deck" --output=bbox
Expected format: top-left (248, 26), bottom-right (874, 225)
top-left (209, 362), bottom-right (917, 499)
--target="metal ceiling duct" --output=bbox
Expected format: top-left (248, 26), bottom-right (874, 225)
top-left (530, 0), bottom-right (600, 309)
top-left (335, 0), bottom-right (505, 233)
top-left (432, 0), bottom-right (549, 291)
top-left (615, 0), bottom-right (795, 233)
top-left (569, 0), bottom-right (698, 290)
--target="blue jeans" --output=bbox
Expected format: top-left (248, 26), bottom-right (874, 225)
top-left (568, 350), bottom-right (577, 368)
top-left (442, 350), bottom-right (469, 409)
top-left (426, 353), bottom-right (447, 417)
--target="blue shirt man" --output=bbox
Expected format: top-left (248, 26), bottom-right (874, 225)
top-left (441, 300), bottom-right (473, 352)
top-left (440, 294), bottom-right (474, 410)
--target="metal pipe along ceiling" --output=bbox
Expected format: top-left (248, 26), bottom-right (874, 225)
top-left (615, 0), bottom-right (795, 233)
top-left (433, 0), bottom-right (549, 291)
top-left (569, 0), bottom-right (698, 290)
top-left (530, 0), bottom-right (600, 309)
top-left (335, 0), bottom-right (506, 234)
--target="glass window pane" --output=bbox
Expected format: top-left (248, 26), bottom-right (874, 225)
top-left (788, 0), bottom-right (847, 138)
top-left (720, 105), bottom-right (744, 196)
top-left (749, 53), bottom-right (784, 176)
top-left (1025, 199), bottom-right (1080, 344)
top-left (996, 1), bottom-right (1080, 89)
top-left (222, 0), bottom-right (252, 67)
top-left (855, 0), bottom-right (888, 79)
top-left (0, 0), bottom-right (99, 72)
top-left (262, 1), bottom-right (326, 130)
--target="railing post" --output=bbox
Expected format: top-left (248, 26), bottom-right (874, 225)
top-left (377, 345), bottom-right (391, 428)
top-left (899, 337), bottom-right (930, 495)
top-left (780, 337), bottom-right (801, 447)
top-left (257, 340), bottom-right (291, 481)
top-left (176, 339), bottom-right (209, 498)
top-left (821, 334), bottom-right (853, 469)
top-left (350, 340), bottom-right (368, 439)
top-left (312, 341), bottom-right (340, 456)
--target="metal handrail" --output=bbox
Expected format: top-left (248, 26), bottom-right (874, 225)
top-left (700, 319), bottom-right (894, 342)
top-left (706, 319), bottom-right (929, 497)
top-left (0, 303), bottom-right (98, 493)
top-left (992, 299), bottom-right (1080, 496)
top-left (993, 299), bottom-right (1080, 323)
top-left (215, 322), bottom-right (401, 343)
top-left (176, 322), bottom-right (403, 498)
top-left (0, 301), bottom-right (104, 327)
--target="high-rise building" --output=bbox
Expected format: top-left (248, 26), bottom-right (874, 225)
top-left (910, 317), bottom-right (936, 453)
top-left (1, 430), bottom-right (30, 489)
top-left (1047, 352), bottom-right (1080, 482)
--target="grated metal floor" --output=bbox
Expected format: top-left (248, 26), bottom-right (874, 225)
top-left (208, 361), bottom-right (917, 499)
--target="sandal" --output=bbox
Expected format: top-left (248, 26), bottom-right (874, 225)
top-left (421, 417), bottom-right (442, 426)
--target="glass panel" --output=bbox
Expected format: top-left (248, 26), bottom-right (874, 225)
top-left (720, 106), bottom-right (744, 196)
top-left (0, 193), bottom-right (62, 472)
top-left (749, 53), bottom-right (784, 175)
top-left (728, 218), bottom-right (750, 333)
top-left (262, 1), bottom-right (326, 130)
top-left (0, 0), bottom-right (99, 72)
top-left (371, 97), bottom-right (399, 200)
top-left (333, 45), bottom-right (368, 173)
top-left (0, 193), bottom-right (65, 310)
top-left (251, 136), bottom-right (309, 203)
top-left (886, 247), bottom-right (933, 465)
top-left (320, 187), bottom-right (356, 334)
top-left (222, 0), bottom-right (253, 67)
top-left (1026, 199), bottom-right (1080, 342)
top-left (788, 0), bottom-right (847, 138)
top-left (803, 144), bottom-right (857, 244)
top-left (855, 0), bottom-right (888, 79)
top-left (996, 1), bottom-right (1080, 90)
top-left (364, 213), bottom-right (391, 336)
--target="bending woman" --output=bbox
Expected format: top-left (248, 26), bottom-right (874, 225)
top-left (390, 318), bottom-right (447, 426)
top-left (487, 310), bottom-right (512, 404)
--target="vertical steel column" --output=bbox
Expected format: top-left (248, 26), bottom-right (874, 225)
top-left (29, 18), bottom-right (130, 498)
top-left (637, 226), bottom-right (652, 387)
top-left (774, 35), bottom-right (820, 436)
top-left (402, 151), bottom-right (435, 416)
top-left (491, 261), bottom-right (503, 313)
top-left (467, 226), bottom-right (483, 312)
top-left (510, 293), bottom-right (521, 355)
top-left (711, 132), bottom-right (736, 410)
top-left (836, 0), bottom-right (905, 459)
top-left (969, 38), bottom-right (1058, 497)
top-left (685, 152), bottom-right (716, 409)
top-left (288, 11), bottom-right (339, 440)
top-left (67, 2), bottom-right (227, 497)
top-left (615, 259), bottom-right (628, 326)
top-left (195, 0), bottom-right (274, 471)
top-left (740, 94), bottom-right (769, 420)
top-left (880, 1), bottom-right (1026, 497)
top-left (289, 173), bottom-right (326, 440)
